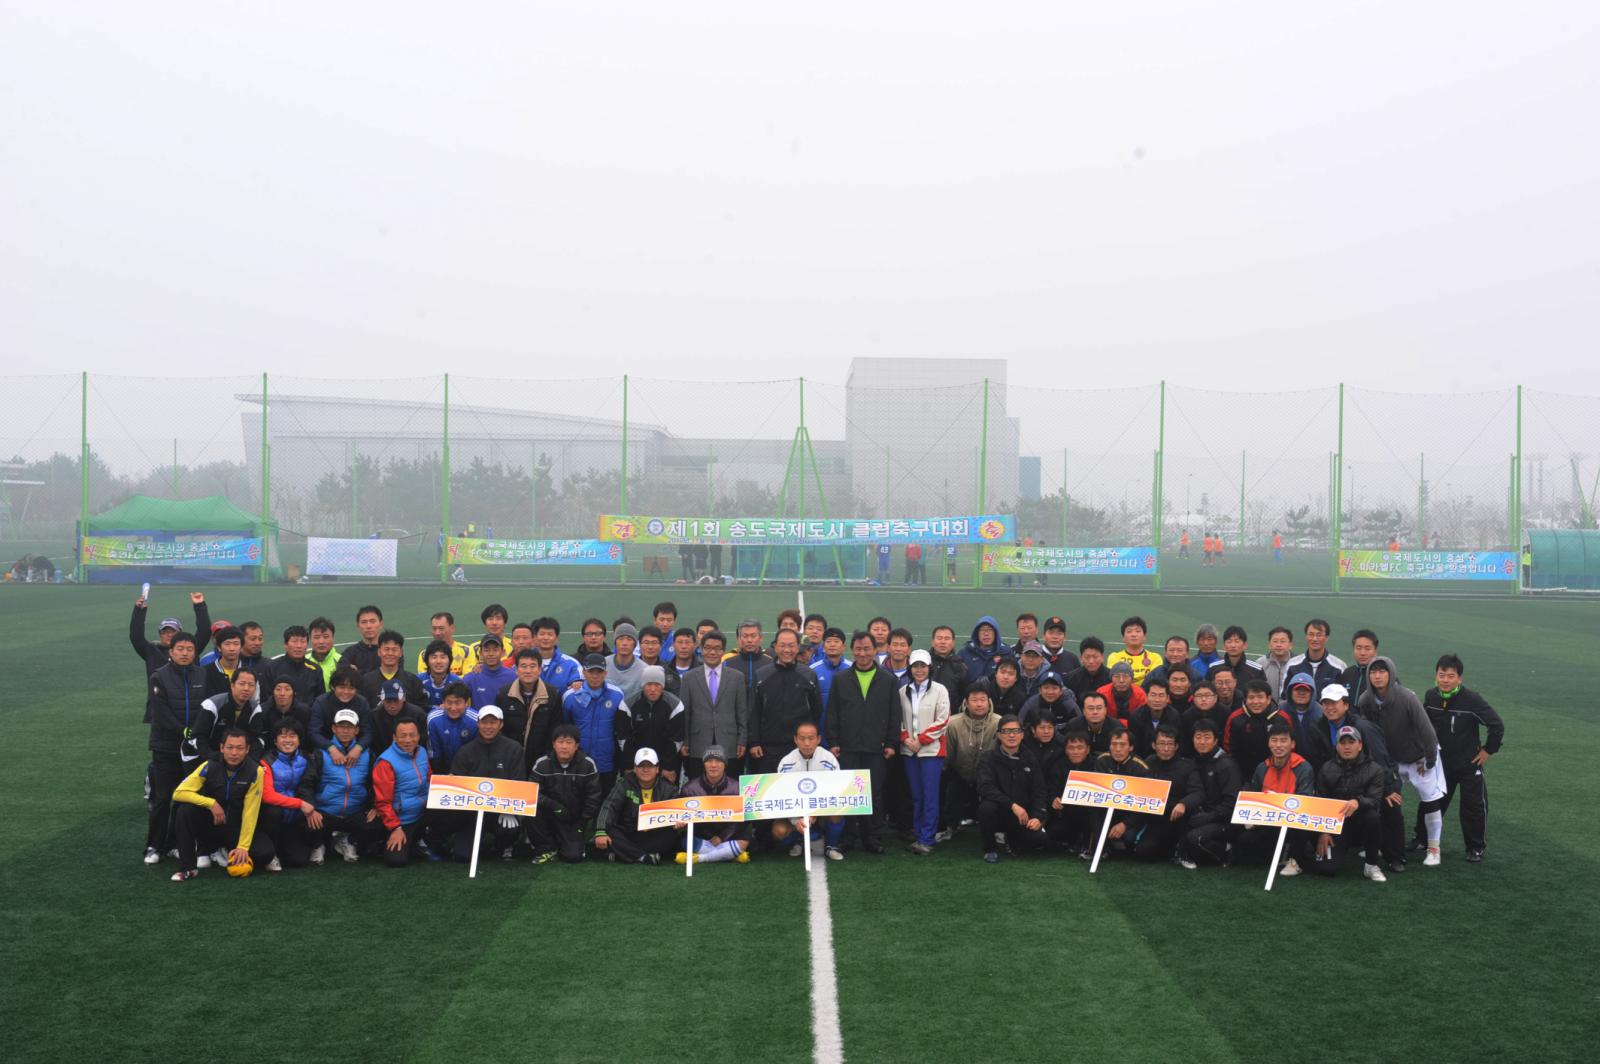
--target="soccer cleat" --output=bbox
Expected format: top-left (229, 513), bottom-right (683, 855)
top-left (933, 828), bottom-right (953, 843)
top-left (166, 848), bottom-right (178, 860)
top-left (789, 843), bottom-right (804, 858)
top-left (908, 842), bottom-right (932, 856)
top-left (532, 850), bottom-right (557, 865)
top-left (1423, 847), bottom-right (1441, 867)
top-left (736, 849), bottom-right (751, 864)
top-left (195, 853), bottom-right (212, 870)
top-left (211, 849), bottom-right (229, 867)
top-left (1466, 849), bottom-right (1484, 863)
top-left (1406, 836), bottom-right (1427, 853)
top-left (642, 853), bottom-right (661, 865)
top-left (1387, 860), bottom-right (1407, 874)
top-left (333, 836), bottom-right (359, 863)
top-left (266, 857), bottom-right (283, 873)
top-left (500, 846), bottom-right (515, 861)
top-left (825, 847), bottom-right (844, 862)
top-left (1278, 858), bottom-right (1302, 877)
top-left (983, 851), bottom-right (1000, 864)
top-left (1363, 863), bottom-right (1388, 883)
top-left (309, 845), bottom-right (325, 866)
top-left (170, 869), bottom-right (197, 883)
top-left (143, 847), bottom-right (161, 865)
top-left (958, 818), bottom-right (976, 829)
top-left (675, 852), bottom-right (698, 866)
top-left (1176, 857), bottom-right (1198, 870)
top-left (418, 840), bottom-right (445, 863)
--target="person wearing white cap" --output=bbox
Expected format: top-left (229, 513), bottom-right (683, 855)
top-left (308, 707), bottom-right (377, 864)
top-left (438, 705), bottom-right (526, 861)
top-left (594, 747), bottom-right (683, 864)
top-left (1308, 724), bottom-right (1389, 883)
top-left (898, 650), bottom-right (950, 855)
top-left (617, 666), bottom-right (685, 782)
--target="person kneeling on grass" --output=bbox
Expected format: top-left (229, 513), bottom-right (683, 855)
top-left (976, 716), bottom-right (1049, 864)
top-left (258, 720), bottom-right (321, 869)
top-left (594, 747), bottom-right (683, 865)
top-left (528, 725), bottom-right (602, 864)
top-left (1045, 727), bottom-right (1097, 856)
top-left (309, 709), bottom-right (377, 865)
top-left (1234, 722), bottom-right (1315, 878)
top-left (1092, 726), bottom-right (1150, 857)
top-left (1309, 725), bottom-right (1388, 883)
top-left (170, 728), bottom-right (275, 882)
top-left (774, 721), bottom-right (845, 861)
top-left (1175, 718), bottom-right (1242, 869)
top-left (372, 719), bottom-right (433, 867)
top-left (448, 706), bottom-right (526, 862)
top-left (678, 746), bottom-right (749, 865)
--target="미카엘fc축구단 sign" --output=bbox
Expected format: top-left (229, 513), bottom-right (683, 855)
top-left (637, 795), bottom-right (745, 831)
top-left (1231, 791), bottom-right (1347, 834)
top-left (1060, 770), bottom-right (1171, 815)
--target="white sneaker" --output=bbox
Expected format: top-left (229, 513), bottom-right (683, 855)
top-left (825, 847), bottom-right (845, 862)
top-left (1176, 857), bottom-right (1198, 870)
top-left (266, 857), bottom-right (283, 873)
top-left (143, 847), bottom-right (161, 865)
top-left (1423, 847), bottom-right (1441, 867)
top-left (1363, 863), bottom-right (1388, 883)
top-left (309, 845), bottom-right (326, 866)
top-left (933, 828), bottom-right (953, 843)
top-left (211, 849), bottom-right (229, 867)
top-left (1278, 858), bottom-right (1302, 877)
top-left (166, 848), bottom-right (178, 860)
top-left (196, 853), bottom-right (212, 869)
top-left (789, 843), bottom-right (803, 857)
top-left (333, 836), bottom-right (359, 863)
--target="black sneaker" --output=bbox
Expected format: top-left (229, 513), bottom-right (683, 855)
top-left (1387, 860), bottom-right (1407, 874)
top-left (1406, 836), bottom-right (1427, 853)
top-left (1466, 849), bottom-right (1484, 863)
top-left (983, 851), bottom-right (1000, 864)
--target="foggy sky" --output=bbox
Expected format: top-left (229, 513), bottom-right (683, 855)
top-left (4, 2), bottom-right (1597, 393)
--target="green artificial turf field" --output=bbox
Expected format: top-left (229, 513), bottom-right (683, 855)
top-left (2, 582), bottom-right (1596, 1064)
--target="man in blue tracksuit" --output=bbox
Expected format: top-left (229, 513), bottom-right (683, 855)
top-left (464, 636), bottom-right (517, 709)
top-left (565, 655), bottom-right (627, 797)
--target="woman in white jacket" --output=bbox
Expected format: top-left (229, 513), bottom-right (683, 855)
top-left (899, 649), bottom-right (951, 855)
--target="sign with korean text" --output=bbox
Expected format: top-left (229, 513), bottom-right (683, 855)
top-left (306, 536), bottom-right (398, 577)
top-left (1337, 550), bottom-right (1515, 582)
top-left (82, 535), bottom-right (264, 567)
top-left (444, 536), bottom-right (621, 567)
top-left (599, 514), bottom-right (1014, 546)
top-left (636, 795), bottom-right (745, 830)
top-left (1231, 791), bottom-right (1347, 834)
top-left (1060, 771), bottom-right (1170, 815)
top-left (983, 546), bottom-right (1158, 576)
top-left (426, 774), bottom-right (541, 816)
top-left (738, 771), bottom-right (873, 820)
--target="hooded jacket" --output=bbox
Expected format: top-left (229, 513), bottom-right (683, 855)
top-left (945, 710), bottom-right (1000, 782)
top-left (957, 616), bottom-right (1011, 680)
top-left (1354, 657), bottom-right (1438, 768)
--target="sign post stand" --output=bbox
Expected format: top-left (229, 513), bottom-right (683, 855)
top-left (802, 816), bottom-right (813, 873)
top-left (686, 822), bottom-right (695, 878)
top-left (467, 809), bottom-right (486, 879)
top-left (637, 795), bottom-right (745, 879)
top-left (1088, 808), bottom-right (1115, 874)
top-left (1059, 770), bottom-right (1171, 876)
top-left (1262, 826), bottom-right (1289, 892)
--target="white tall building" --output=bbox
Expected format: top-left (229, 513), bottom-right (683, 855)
top-left (845, 358), bottom-right (1020, 517)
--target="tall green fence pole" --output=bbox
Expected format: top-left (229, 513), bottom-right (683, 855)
top-left (530, 443), bottom-right (538, 538)
top-left (1332, 383), bottom-right (1345, 592)
top-left (798, 377), bottom-right (807, 582)
top-left (1240, 451), bottom-right (1246, 551)
top-left (1152, 380), bottom-right (1165, 591)
top-left (619, 375), bottom-right (628, 585)
top-left (78, 371), bottom-right (89, 582)
top-left (883, 446), bottom-right (891, 519)
top-left (350, 440), bottom-right (359, 537)
top-left (440, 373), bottom-right (450, 584)
top-left (974, 378), bottom-right (989, 588)
top-left (1513, 384), bottom-right (1523, 595)
top-left (259, 373), bottom-right (269, 585)
top-left (1060, 449), bottom-right (1068, 545)
top-left (1417, 453), bottom-right (1425, 546)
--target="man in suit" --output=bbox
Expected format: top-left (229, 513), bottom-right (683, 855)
top-left (677, 629), bottom-right (748, 780)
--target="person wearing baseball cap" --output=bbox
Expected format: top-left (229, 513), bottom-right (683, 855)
top-left (369, 677), bottom-right (428, 760)
top-left (1309, 724), bottom-right (1389, 883)
top-left (898, 649), bottom-right (950, 855)
top-left (594, 747), bottom-right (683, 865)
top-left (1039, 617), bottom-right (1080, 675)
top-left (308, 707), bottom-right (376, 865)
top-left (678, 746), bottom-right (749, 865)
top-left (1018, 671), bottom-right (1079, 736)
top-left (1015, 641), bottom-right (1050, 701)
top-left (564, 653), bottom-right (627, 797)
top-left (1278, 672), bottom-right (1325, 764)
top-left (131, 588), bottom-right (211, 679)
top-left (438, 704), bottom-right (526, 862)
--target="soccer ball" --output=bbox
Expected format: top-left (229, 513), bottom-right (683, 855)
top-left (227, 856), bottom-right (254, 878)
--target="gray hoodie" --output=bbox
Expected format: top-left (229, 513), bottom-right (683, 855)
top-left (1354, 656), bottom-right (1438, 768)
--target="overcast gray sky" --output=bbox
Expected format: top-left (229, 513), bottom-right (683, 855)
top-left (4, 2), bottom-right (1597, 392)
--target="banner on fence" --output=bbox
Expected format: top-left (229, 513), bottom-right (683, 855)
top-left (637, 795), bottom-right (745, 830)
top-left (306, 536), bottom-right (398, 577)
top-left (982, 546), bottom-right (1159, 575)
top-left (426, 774), bottom-right (541, 815)
top-left (738, 771), bottom-right (873, 820)
top-left (1337, 550), bottom-right (1516, 581)
top-left (598, 514), bottom-right (1014, 546)
top-left (81, 536), bottom-right (263, 567)
top-left (1059, 771), bottom-right (1171, 814)
top-left (444, 536), bottom-right (622, 566)
top-left (1230, 791), bottom-right (1348, 834)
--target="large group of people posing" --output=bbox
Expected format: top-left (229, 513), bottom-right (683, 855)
top-left (132, 593), bottom-right (1506, 884)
